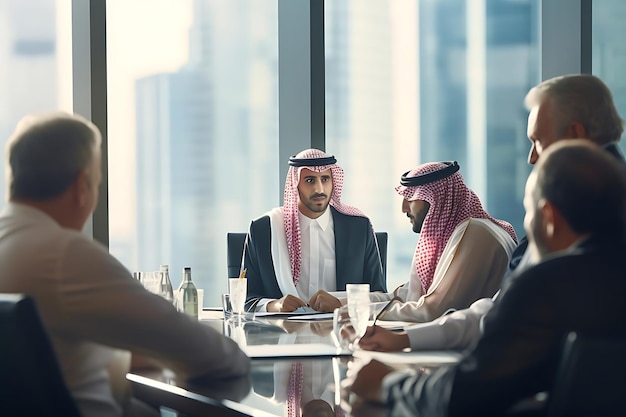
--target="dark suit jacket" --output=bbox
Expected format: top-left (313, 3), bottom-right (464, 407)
top-left (243, 206), bottom-right (386, 310)
top-left (384, 238), bottom-right (626, 416)
top-left (506, 143), bottom-right (624, 279)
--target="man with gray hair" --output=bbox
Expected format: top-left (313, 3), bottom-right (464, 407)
top-left (0, 112), bottom-right (250, 417)
top-left (358, 73), bottom-right (625, 353)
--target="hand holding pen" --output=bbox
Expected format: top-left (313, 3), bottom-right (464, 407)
top-left (358, 296), bottom-right (410, 352)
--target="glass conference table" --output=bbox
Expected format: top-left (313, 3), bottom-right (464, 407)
top-left (127, 309), bottom-right (462, 417)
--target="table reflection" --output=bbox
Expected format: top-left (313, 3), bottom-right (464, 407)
top-left (223, 317), bottom-right (350, 416)
top-left (250, 358), bottom-right (345, 417)
top-left (133, 318), bottom-right (434, 417)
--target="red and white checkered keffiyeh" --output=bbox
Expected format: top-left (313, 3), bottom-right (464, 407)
top-left (395, 162), bottom-right (518, 297)
top-left (286, 362), bottom-right (345, 417)
top-left (283, 149), bottom-right (366, 285)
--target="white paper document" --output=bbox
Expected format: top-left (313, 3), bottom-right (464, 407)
top-left (242, 343), bottom-right (351, 359)
top-left (286, 312), bottom-right (334, 321)
top-left (253, 310), bottom-right (330, 318)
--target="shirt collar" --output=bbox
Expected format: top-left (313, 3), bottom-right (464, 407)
top-left (3, 201), bottom-right (60, 226)
top-left (298, 206), bottom-right (332, 232)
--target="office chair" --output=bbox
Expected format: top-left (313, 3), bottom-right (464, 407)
top-left (227, 231), bottom-right (388, 280)
top-left (374, 231), bottom-right (388, 280)
top-left (227, 232), bottom-right (248, 278)
top-left (545, 331), bottom-right (626, 417)
top-left (0, 293), bottom-right (82, 417)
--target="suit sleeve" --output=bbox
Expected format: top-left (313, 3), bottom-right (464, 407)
top-left (243, 218), bottom-right (281, 310)
top-left (382, 269), bottom-right (560, 416)
top-left (365, 221), bottom-right (387, 292)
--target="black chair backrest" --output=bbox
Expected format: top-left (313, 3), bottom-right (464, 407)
top-left (227, 231), bottom-right (388, 280)
top-left (0, 293), bottom-right (82, 416)
top-left (546, 331), bottom-right (626, 417)
top-left (227, 233), bottom-right (248, 278)
top-left (375, 231), bottom-right (388, 280)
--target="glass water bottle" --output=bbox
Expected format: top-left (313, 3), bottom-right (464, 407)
top-left (178, 267), bottom-right (198, 319)
top-left (159, 265), bottom-right (175, 304)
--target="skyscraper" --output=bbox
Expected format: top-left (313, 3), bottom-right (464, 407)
top-left (134, 0), bottom-right (278, 299)
top-left (0, 0), bottom-right (58, 207)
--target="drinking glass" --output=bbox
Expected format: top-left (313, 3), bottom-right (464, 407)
top-left (221, 293), bottom-right (232, 319)
top-left (346, 284), bottom-right (370, 340)
top-left (332, 304), bottom-right (356, 349)
top-left (139, 271), bottom-right (161, 295)
top-left (223, 318), bottom-right (247, 347)
top-left (228, 278), bottom-right (247, 317)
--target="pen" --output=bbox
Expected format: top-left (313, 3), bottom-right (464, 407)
top-left (371, 295), bottom-right (402, 333)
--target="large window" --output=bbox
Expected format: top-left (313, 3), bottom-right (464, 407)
top-left (3, 1), bottom-right (602, 307)
top-left (593, 0), bottom-right (626, 152)
top-left (106, 0), bottom-right (279, 305)
top-left (325, 0), bottom-right (539, 290)
top-left (0, 0), bottom-right (72, 205)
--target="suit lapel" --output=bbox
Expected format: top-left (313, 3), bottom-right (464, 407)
top-left (332, 207), bottom-right (348, 290)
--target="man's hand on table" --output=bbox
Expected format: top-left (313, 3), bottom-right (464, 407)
top-left (267, 294), bottom-right (307, 312)
top-left (359, 326), bottom-right (410, 352)
top-left (308, 290), bottom-right (341, 312)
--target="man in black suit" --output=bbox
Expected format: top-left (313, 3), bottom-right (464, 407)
top-left (243, 148), bottom-right (386, 313)
top-left (349, 140), bottom-right (626, 416)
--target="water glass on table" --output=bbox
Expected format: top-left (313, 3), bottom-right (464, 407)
top-left (221, 293), bottom-right (232, 319)
top-left (228, 278), bottom-right (247, 319)
top-left (346, 283), bottom-right (371, 341)
top-left (136, 271), bottom-right (161, 295)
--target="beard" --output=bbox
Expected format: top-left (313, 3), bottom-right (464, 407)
top-left (301, 194), bottom-right (330, 214)
top-left (409, 205), bottom-right (429, 233)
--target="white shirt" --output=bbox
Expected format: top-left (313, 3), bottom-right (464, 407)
top-left (0, 203), bottom-right (249, 417)
top-left (257, 207), bottom-right (338, 311)
top-left (297, 209), bottom-right (336, 300)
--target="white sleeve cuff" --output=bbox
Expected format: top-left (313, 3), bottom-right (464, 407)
top-left (405, 322), bottom-right (447, 350)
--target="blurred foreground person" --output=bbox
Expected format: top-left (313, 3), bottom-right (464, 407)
top-left (0, 112), bottom-right (249, 417)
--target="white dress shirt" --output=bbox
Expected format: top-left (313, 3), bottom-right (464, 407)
top-left (297, 209), bottom-right (337, 300)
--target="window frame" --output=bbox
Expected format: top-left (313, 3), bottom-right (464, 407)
top-left (77, 0), bottom-right (592, 248)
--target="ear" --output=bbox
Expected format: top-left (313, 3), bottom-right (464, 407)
top-left (74, 170), bottom-right (91, 207)
top-left (540, 199), bottom-right (556, 238)
top-left (567, 121), bottom-right (588, 139)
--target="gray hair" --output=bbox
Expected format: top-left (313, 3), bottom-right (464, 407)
top-left (525, 74), bottom-right (624, 145)
top-left (6, 112), bottom-right (102, 200)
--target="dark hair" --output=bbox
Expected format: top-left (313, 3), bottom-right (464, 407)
top-left (7, 112), bottom-right (101, 201)
top-left (533, 140), bottom-right (626, 243)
